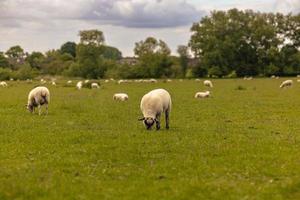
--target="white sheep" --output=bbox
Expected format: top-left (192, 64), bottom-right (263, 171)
top-left (0, 81), bottom-right (8, 87)
top-left (104, 79), bottom-right (109, 83)
top-left (139, 89), bottom-right (171, 130)
top-left (204, 80), bottom-right (213, 87)
top-left (280, 80), bottom-right (293, 88)
top-left (113, 93), bottom-right (129, 101)
top-left (67, 80), bottom-right (72, 84)
top-left (76, 81), bottom-right (83, 90)
top-left (297, 79), bottom-right (300, 83)
top-left (195, 91), bottom-right (210, 99)
top-left (167, 79), bottom-right (172, 82)
top-left (195, 79), bottom-right (201, 82)
top-left (52, 81), bottom-right (56, 86)
top-left (149, 79), bottom-right (158, 83)
top-left (91, 83), bottom-right (100, 89)
top-left (27, 86), bottom-right (50, 115)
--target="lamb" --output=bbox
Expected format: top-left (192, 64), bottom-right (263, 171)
top-left (113, 93), bottom-right (129, 101)
top-left (139, 89), bottom-right (171, 130)
top-left (195, 91), bottom-right (210, 98)
top-left (76, 81), bottom-right (83, 90)
top-left (280, 80), bottom-right (293, 88)
top-left (0, 81), bottom-right (8, 87)
top-left (204, 80), bottom-right (213, 87)
top-left (26, 86), bottom-right (50, 115)
top-left (91, 83), bottom-right (100, 89)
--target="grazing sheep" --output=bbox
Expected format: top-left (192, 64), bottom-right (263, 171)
top-left (271, 75), bottom-right (276, 79)
top-left (195, 79), bottom-right (201, 82)
top-left (10, 78), bottom-right (14, 81)
top-left (113, 93), bottom-right (129, 101)
top-left (67, 80), bottom-right (72, 84)
top-left (104, 79), bottom-right (109, 83)
top-left (167, 79), bottom-right (172, 82)
top-left (139, 89), bottom-right (171, 130)
top-left (76, 81), bottom-right (83, 90)
top-left (40, 79), bottom-right (46, 84)
top-left (91, 83), bottom-right (100, 89)
top-left (195, 91), bottom-right (210, 98)
top-left (280, 80), bottom-right (293, 88)
top-left (27, 86), bottom-right (50, 115)
top-left (0, 81), bottom-right (8, 87)
top-left (204, 80), bottom-right (213, 87)
top-left (118, 80), bottom-right (125, 84)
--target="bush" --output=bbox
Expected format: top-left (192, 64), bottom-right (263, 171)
top-left (0, 68), bottom-right (12, 80)
top-left (12, 64), bottom-right (39, 80)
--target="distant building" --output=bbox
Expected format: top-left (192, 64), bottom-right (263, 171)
top-left (119, 57), bottom-right (138, 65)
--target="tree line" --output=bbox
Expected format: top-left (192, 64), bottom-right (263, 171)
top-left (0, 9), bottom-right (300, 80)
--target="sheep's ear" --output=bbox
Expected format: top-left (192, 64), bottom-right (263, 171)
top-left (138, 117), bottom-right (145, 121)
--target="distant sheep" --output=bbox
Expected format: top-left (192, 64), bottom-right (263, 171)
top-left (91, 83), bottom-right (100, 89)
top-left (139, 89), bottom-right (171, 130)
top-left (76, 81), bottom-right (83, 90)
top-left (52, 81), bottom-right (56, 86)
top-left (280, 80), bottom-right (293, 88)
top-left (0, 81), bottom-right (8, 87)
top-left (27, 86), bottom-right (50, 115)
top-left (67, 80), bottom-right (72, 84)
top-left (195, 79), bottom-right (201, 82)
top-left (195, 91), bottom-right (210, 99)
top-left (113, 93), bottom-right (129, 101)
top-left (204, 80), bottom-right (213, 87)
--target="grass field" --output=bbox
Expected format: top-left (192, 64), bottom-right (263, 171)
top-left (0, 78), bottom-right (300, 200)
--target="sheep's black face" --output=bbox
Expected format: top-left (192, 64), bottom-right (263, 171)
top-left (144, 117), bottom-right (155, 130)
top-left (27, 104), bottom-right (34, 113)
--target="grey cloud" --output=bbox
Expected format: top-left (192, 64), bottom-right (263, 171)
top-left (0, 0), bottom-right (204, 28)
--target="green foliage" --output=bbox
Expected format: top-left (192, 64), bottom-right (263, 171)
top-left (12, 64), bottom-right (39, 80)
top-left (0, 52), bottom-right (9, 68)
top-left (100, 45), bottom-right (122, 60)
top-left (26, 52), bottom-right (45, 69)
top-left (60, 42), bottom-right (77, 57)
top-left (189, 9), bottom-right (300, 77)
top-left (0, 67), bottom-right (12, 80)
top-left (79, 29), bottom-right (105, 46)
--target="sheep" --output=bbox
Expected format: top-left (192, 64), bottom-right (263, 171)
top-left (195, 79), bottom-right (201, 82)
top-left (139, 89), bottom-right (171, 130)
top-left (118, 80), bottom-right (125, 84)
top-left (52, 81), bottom-right (56, 86)
top-left (84, 80), bottom-right (90, 84)
top-left (0, 81), bottom-right (8, 87)
top-left (271, 75), bottom-right (276, 79)
top-left (40, 79), bottom-right (46, 84)
top-left (280, 80), bottom-right (293, 88)
top-left (10, 78), bottom-right (14, 81)
top-left (113, 93), bottom-right (129, 101)
top-left (195, 91), bottom-right (210, 99)
top-left (67, 80), bottom-right (72, 84)
top-left (167, 79), bottom-right (172, 82)
top-left (26, 86), bottom-right (50, 115)
top-left (91, 83), bottom-right (100, 89)
top-left (204, 80), bottom-right (213, 87)
top-left (297, 79), bottom-right (300, 83)
top-left (76, 81), bottom-right (83, 90)
top-left (149, 79), bottom-right (157, 83)
top-left (104, 79), bottom-right (109, 83)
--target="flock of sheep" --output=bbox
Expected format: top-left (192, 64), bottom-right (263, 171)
top-left (0, 77), bottom-right (296, 130)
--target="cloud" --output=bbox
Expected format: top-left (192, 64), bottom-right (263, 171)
top-left (0, 0), bottom-right (204, 28)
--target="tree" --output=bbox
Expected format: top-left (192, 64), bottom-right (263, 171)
top-left (0, 52), bottom-right (9, 68)
top-left (79, 30), bottom-right (105, 46)
top-left (60, 42), bottom-right (77, 57)
top-left (133, 37), bottom-right (172, 78)
top-left (26, 52), bottom-right (45, 69)
top-left (177, 45), bottom-right (190, 77)
top-left (5, 45), bottom-right (26, 69)
top-left (100, 45), bottom-right (122, 60)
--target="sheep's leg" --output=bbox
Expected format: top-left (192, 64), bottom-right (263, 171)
top-left (156, 114), bottom-right (161, 130)
top-left (165, 110), bottom-right (170, 130)
top-left (38, 105), bottom-right (41, 116)
top-left (45, 104), bottom-right (48, 115)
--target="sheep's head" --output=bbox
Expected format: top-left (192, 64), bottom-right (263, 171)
top-left (139, 117), bottom-right (156, 130)
top-left (26, 104), bottom-right (34, 113)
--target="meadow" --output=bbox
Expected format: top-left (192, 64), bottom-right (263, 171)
top-left (0, 78), bottom-right (300, 200)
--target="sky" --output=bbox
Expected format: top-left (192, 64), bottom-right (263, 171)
top-left (0, 0), bottom-right (299, 56)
